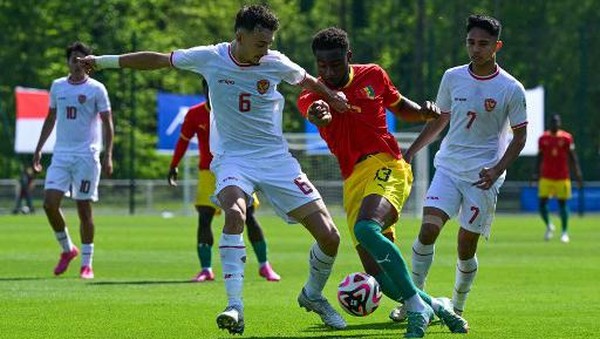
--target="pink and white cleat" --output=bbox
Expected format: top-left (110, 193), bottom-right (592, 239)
top-left (80, 266), bottom-right (94, 279)
top-left (259, 262), bottom-right (281, 282)
top-left (192, 269), bottom-right (215, 282)
top-left (54, 246), bottom-right (79, 276)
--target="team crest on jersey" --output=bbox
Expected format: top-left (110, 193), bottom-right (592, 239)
top-left (78, 95), bottom-right (87, 104)
top-left (484, 98), bottom-right (496, 112)
top-left (362, 85), bottom-right (375, 99)
top-left (256, 79), bottom-right (270, 94)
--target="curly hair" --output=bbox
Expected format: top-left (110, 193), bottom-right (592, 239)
top-left (466, 14), bottom-right (502, 39)
top-left (311, 27), bottom-right (349, 54)
top-left (234, 4), bottom-right (279, 32)
top-left (66, 41), bottom-right (92, 60)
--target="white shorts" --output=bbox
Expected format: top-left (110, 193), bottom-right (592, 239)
top-left (44, 153), bottom-right (101, 201)
top-left (210, 153), bottom-right (322, 223)
top-left (424, 169), bottom-right (504, 239)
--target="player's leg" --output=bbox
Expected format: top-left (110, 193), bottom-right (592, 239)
top-left (290, 201), bottom-right (346, 330)
top-left (44, 156), bottom-right (78, 275)
top-left (538, 178), bottom-right (555, 240)
top-left (557, 179), bottom-right (572, 243)
top-left (71, 154), bottom-right (101, 279)
top-left (193, 169), bottom-right (218, 281)
top-left (76, 199), bottom-right (95, 279)
top-left (411, 170), bottom-right (459, 290)
top-left (194, 205), bottom-right (216, 281)
top-left (246, 203), bottom-right (280, 281)
top-left (452, 178), bottom-right (501, 316)
top-left (214, 185), bottom-right (249, 334)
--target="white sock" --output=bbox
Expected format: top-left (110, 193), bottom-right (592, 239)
top-left (219, 233), bottom-right (246, 308)
top-left (55, 229), bottom-right (74, 253)
top-left (453, 256), bottom-right (478, 313)
top-left (411, 239), bottom-right (435, 290)
top-left (404, 293), bottom-right (428, 313)
top-left (81, 243), bottom-right (94, 267)
top-left (304, 243), bottom-right (335, 300)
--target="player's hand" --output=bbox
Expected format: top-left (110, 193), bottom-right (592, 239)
top-left (473, 166), bottom-right (501, 190)
top-left (77, 55), bottom-right (97, 74)
top-left (307, 100), bottom-right (332, 127)
top-left (328, 91), bottom-right (353, 113)
top-left (102, 155), bottom-right (113, 177)
top-left (32, 151), bottom-right (43, 173)
top-left (420, 101), bottom-right (441, 120)
top-left (168, 167), bottom-right (178, 187)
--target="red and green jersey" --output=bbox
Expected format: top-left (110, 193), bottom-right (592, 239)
top-left (170, 102), bottom-right (212, 170)
top-left (538, 129), bottom-right (574, 180)
top-left (297, 64), bottom-right (402, 179)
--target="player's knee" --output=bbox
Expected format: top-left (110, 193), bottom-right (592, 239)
top-left (419, 214), bottom-right (444, 244)
top-left (223, 206), bottom-right (246, 228)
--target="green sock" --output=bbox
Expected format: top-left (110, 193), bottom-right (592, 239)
top-left (374, 272), bottom-right (432, 305)
top-left (540, 203), bottom-right (550, 226)
top-left (354, 220), bottom-right (418, 300)
top-left (198, 243), bottom-right (212, 269)
top-left (559, 203), bottom-right (569, 233)
top-left (251, 240), bottom-right (267, 264)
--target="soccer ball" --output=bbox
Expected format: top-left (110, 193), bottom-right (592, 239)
top-left (337, 272), bottom-right (382, 317)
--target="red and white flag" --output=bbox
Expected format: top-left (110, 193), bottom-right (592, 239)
top-left (14, 86), bottom-right (55, 153)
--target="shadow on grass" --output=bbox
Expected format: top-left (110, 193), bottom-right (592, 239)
top-left (89, 279), bottom-right (193, 285)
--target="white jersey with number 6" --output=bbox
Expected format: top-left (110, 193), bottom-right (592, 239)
top-left (170, 42), bottom-right (307, 159)
top-left (49, 77), bottom-right (111, 155)
top-left (434, 64), bottom-right (528, 182)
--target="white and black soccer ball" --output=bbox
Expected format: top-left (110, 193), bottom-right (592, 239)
top-left (337, 272), bottom-right (382, 317)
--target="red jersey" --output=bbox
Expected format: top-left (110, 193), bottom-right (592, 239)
top-left (170, 102), bottom-right (212, 170)
top-left (538, 129), bottom-right (574, 180)
top-left (297, 64), bottom-right (402, 179)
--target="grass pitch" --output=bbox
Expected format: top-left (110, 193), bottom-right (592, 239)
top-left (1, 212), bottom-right (599, 338)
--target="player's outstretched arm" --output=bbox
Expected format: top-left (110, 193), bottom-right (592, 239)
top-left (404, 113), bottom-right (450, 163)
top-left (78, 52), bottom-right (171, 72)
top-left (300, 74), bottom-right (351, 113)
top-left (32, 108), bottom-right (57, 173)
top-left (390, 98), bottom-right (440, 122)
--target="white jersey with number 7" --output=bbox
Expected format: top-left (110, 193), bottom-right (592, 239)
top-left (170, 42), bottom-right (307, 159)
top-left (434, 64), bottom-right (528, 182)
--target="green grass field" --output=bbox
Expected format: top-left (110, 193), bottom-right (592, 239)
top-left (1, 212), bottom-right (599, 338)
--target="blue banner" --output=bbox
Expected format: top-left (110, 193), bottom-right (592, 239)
top-left (520, 186), bottom-right (600, 212)
top-left (156, 92), bottom-right (205, 153)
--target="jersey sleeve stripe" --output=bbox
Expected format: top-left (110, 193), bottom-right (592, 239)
top-left (169, 52), bottom-right (175, 67)
top-left (389, 94), bottom-right (402, 107)
top-left (296, 71), bottom-right (308, 86)
top-left (441, 110), bottom-right (451, 115)
top-left (511, 121), bottom-right (528, 129)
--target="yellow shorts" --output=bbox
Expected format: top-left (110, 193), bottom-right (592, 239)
top-left (343, 153), bottom-right (413, 247)
top-left (538, 178), bottom-right (572, 200)
top-left (195, 170), bottom-right (259, 213)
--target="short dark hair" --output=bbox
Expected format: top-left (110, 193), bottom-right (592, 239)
top-left (466, 14), bottom-right (501, 39)
top-left (66, 41), bottom-right (92, 60)
top-left (311, 27), bottom-right (349, 54)
top-left (234, 4), bottom-right (279, 32)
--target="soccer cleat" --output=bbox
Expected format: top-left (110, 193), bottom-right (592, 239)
top-left (216, 305), bottom-right (244, 335)
top-left (191, 269), bottom-right (215, 282)
top-left (434, 297), bottom-right (469, 333)
top-left (560, 233), bottom-right (570, 243)
top-left (544, 223), bottom-right (555, 241)
top-left (389, 303), bottom-right (408, 322)
top-left (258, 263), bottom-right (281, 282)
top-left (80, 266), bottom-right (94, 279)
top-left (297, 288), bottom-right (347, 329)
top-left (404, 304), bottom-right (434, 338)
top-left (54, 246), bottom-right (79, 276)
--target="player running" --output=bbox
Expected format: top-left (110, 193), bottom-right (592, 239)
top-left (79, 4), bottom-right (352, 335)
top-left (391, 14), bottom-right (528, 321)
top-left (298, 27), bottom-right (468, 338)
top-left (33, 41), bottom-right (114, 280)
top-left (168, 79), bottom-right (280, 282)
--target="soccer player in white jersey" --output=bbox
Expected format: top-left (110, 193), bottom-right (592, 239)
top-left (389, 15), bottom-right (528, 322)
top-left (32, 41), bottom-right (114, 280)
top-left (78, 4), bottom-right (351, 334)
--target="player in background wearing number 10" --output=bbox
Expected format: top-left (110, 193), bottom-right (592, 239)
top-left (396, 15), bottom-right (528, 322)
top-left (168, 79), bottom-right (280, 282)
